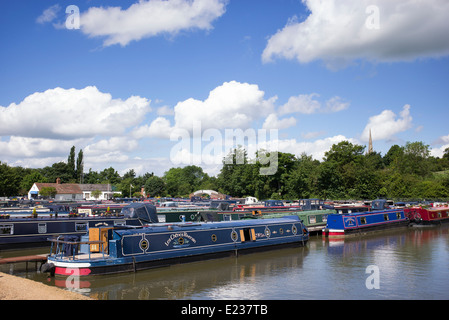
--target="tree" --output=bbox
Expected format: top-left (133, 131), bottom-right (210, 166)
top-left (40, 187), bottom-right (57, 199)
top-left (316, 161), bottom-right (344, 199)
top-left (20, 171), bottom-right (47, 194)
top-left (323, 141), bottom-right (365, 166)
top-left (323, 141), bottom-right (365, 198)
top-left (401, 141), bottom-right (432, 176)
top-left (0, 162), bottom-right (18, 197)
top-left (164, 165), bottom-right (210, 197)
top-left (144, 176), bottom-right (165, 197)
top-left (76, 149), bottom-right (84, 183)
top-left (67, 146), bottom-right (76, 181)
top-left (40, 162), bottom-right (71, 183)
top-left (383, 145), bottom-right (403, 167)
top-left (285, 154), bottom-right (319, 199)
top-left (91, 189), bottom-right (102, 199)
top-left (99, 167), bottom-right (121, 185)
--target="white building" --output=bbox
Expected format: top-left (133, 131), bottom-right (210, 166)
top-left (78, 184), bottom-right (120, 200)
top-left (28, 182), bottom-right (83, 201)
top-left (28, 179), bottom-right (121, 201)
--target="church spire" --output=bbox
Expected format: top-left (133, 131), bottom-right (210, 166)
top-left (367, 129), bottom-right (373, 154)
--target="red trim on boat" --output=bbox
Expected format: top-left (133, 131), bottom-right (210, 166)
top-left (55, 267), bottom-right (91, 276)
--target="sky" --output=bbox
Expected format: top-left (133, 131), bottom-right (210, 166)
top-left (1, 0), bottom-right (449, 178)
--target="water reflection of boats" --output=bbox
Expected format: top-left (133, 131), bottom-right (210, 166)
top-left (45, 245), bottom-right (309, 299)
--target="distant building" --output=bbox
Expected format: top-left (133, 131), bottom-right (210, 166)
top-left (28, 179), bottom-right (83, 201)
top-left (79, 184), bottom-right (119, 200)
top-left (28, 178), bottom-right (121, 201)
top-left (189, 190), bottom-right (226, 200)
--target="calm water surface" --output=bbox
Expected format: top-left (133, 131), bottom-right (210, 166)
top-left (2, 225), bottom-right (449, 300)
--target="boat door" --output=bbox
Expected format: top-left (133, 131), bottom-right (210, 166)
top-left (239, 228), bottom-right (256, 242)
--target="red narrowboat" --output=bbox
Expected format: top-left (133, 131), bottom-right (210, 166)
top-left (405, 205), bottom-right (449, 226)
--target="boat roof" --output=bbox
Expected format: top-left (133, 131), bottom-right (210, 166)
top-left (115, 215), bottom-right (301, 236)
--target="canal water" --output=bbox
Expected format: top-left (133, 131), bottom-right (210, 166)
top-left (1, 224), bottom-right (448, 300)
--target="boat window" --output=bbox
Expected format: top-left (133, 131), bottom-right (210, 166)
top-left (38, 223), bottom-right (47, 234)
top-left (384, 214), bottom-right (389, 221)
top-left (223, 214), bottom-right (231, 221)
top-left (309, 215), bottom-right (316, 224)
top-left (114, 219), bottom-right (126, 226)
top-left (360, 217), bottom-right (367, 225)
top-left (0, 224), bottom-right (13, 235)
top-left (75, 222), bottom-right (88, 232)
top-left (396, 212), bottom-right (401, 219)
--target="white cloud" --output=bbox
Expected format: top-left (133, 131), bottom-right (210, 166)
top-left (157, 105), bottom-right (174, 116)
top-left (36, 4), bottom-right (61, 24)
top-left (262, 113), bottom-right (296, 130)
top-left (262, 0), bottom-right (449, 69)
top-left (430, 134), bottom-right (449, 158)
top-left (0, 86), bottom-right (151, 140)
top-left (0, 136), bottom-right (86, 159)
top-left (278, 94), bottom-right (349, 115)
top-left (324, 96), bottom-right (350, 113)
top-left (132, 117), bottom-right (174, 139)
top-left (84, 137), bottom-right (139, 156)
top-left (279, 94), bottom-right (321, 115)
top-left (361, 104), bottom-right (413, 142)
top-left (134, 81), bottom-right (276, 139)
top-left (80, 0), bottom-right (228, 47)
top-left (275, 135), bottom-right (356, 161)
top-left (173, 81), bottom-right (276, 131)
top-left (431, 144), bottom-right (449, 158)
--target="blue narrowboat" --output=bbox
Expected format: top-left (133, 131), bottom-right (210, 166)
top-left (43, 207), bottom-right (308, 276)
top-left (322, 208), bottom-right (408, 237)
top-left (0, 203), bottom-right (157, 249)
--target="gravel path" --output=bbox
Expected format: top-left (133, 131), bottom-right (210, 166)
top-left (0, 272), bottom-right (94, 300)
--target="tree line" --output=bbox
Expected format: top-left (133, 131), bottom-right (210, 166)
top-left (1, 141), bottom-right (449, 201)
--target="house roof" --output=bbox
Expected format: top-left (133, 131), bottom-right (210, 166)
top-left (78, 184), bottom-right (112, 192)
top-left (35, 183), bottom-right (82, 195)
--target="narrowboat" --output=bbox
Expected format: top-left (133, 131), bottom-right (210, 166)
top-left (322, 205), bottom-right (408, 237)
top-left (261, 209), bottom-right (335, 233)
top-left (42, 210), bottom-right (308, 276)
top-left (232, 200), bottom-right (302, 212)
top-left (0, 203), bottom-right (157, 249)
top-left (199, 199), bottom-right (334, 234)
top-left (405, 205), bottom-right (449, 226)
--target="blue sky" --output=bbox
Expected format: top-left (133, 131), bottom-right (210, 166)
top-left (1, 0), bottom-right (449, 177)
